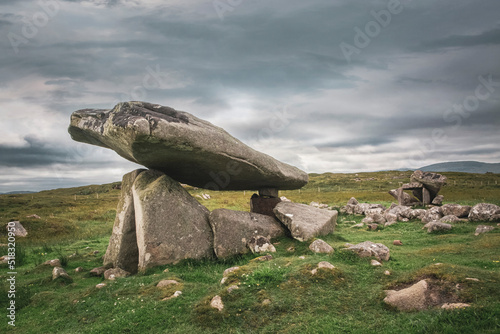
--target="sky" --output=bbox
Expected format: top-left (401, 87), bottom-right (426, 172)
top-left (0, 0), bottom-right (499, 192)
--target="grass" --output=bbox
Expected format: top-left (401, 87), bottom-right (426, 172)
top-left (0, 171), bottom-right (499, 333)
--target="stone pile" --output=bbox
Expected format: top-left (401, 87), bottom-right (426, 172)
top-left (69, 102), bottom-right (338, 273)
top-left (388, 170), bottom-right (447, 206)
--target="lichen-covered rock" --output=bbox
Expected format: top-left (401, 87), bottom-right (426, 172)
top-left (7, 221), bottom-right (27, 237)
top-left (440, 215), bottom-right (460, 223)
top-left (247, 236), bottom-right (276, 254)
top-left (274, 202), bottom-right (337, 242)
top-left (209, 209), bottom-right (285, 259)
top-left (421, 206), bottom-right (444, 223)
top-left (423, 221), bottom-right (452, 233)
top-left (468, 203), bottom-right (500, 222)
top-left (52, 267), bottom-right (71, 281)
top-left (441, 204), bottom-right (471, 218)
top-left (309, 239), bottom-right (334, 254)
top-left (68, 101), bottom-right (308, 190)
top-left (474, 225), bottom-right (495, 236)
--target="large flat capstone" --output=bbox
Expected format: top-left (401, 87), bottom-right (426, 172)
top-left (68, 101), bottom-right (308, 190)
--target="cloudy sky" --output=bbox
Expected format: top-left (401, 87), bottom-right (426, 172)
top-left (1, 0), bottom-right (499, 192)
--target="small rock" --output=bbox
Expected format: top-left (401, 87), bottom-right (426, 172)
top-left (440, 215), bottom-right (460, 223)
top-left (90, 266), bottom-right (107, 277)
top-left (251, 254), bottom-right (273, 262)
top-left (423, 221), bottom-right (452, 233)
top-left (44, 259), bottom-right (61, 267)
top-left (52, 267), bottom-right (71, 280)
top-left (367, 223), bottom-right (378, 231)
top-left (465, 278), bottom-right (479, 282)
top-left (351, 223), bottom-right (364, 228)
top-left (227, 285), bottom-right (239, 293)
top-left (162, 291), bottom-right (182, 301)
top-left (26, 214), bottom-right (41, 219)
top-left (93, 250), bottom-right (100, 255)
top-left (383, 279), bottom-right (428, 311)
top-left (393, 240), bottom-right (403, 246)
top-left (210, 295), bottom-right (224, 311)
top-left (104, 268), bottom-right (130, 280)
top-left (247, 236), bottom-right (276, 254)
top-left (75, 267), bottom-right (84, 273)
top-left (6, 221), bottom-right (28, 237)
top-left (163, 268), bottom-right (169, 273)
top-left (157, 280), bottom-right (179, 288)
top-left (280, 196), bottom-right (291, 202)
top-left (371, 259), bottom-right (382, 266)
top-left (384, 270), bottom-right (391, 276)
top-left (262, 299), bottom-right (272, 306)
top-left (311, 261), bottom-right (335, 275)
top-left (286, 246), bottom-right (295, 252)
top-left (474, 225), bottom-right (494, 236)
top-left (95, 283), bottom-right (106, 289)
top-left (441, 303), bottom-right (470, 310)
top-left (299, 256), bottom-right (306, 259)
top-left (309, 239), bottom-right (334, 254)
top-left (347, 241), bottom-right (390, 261)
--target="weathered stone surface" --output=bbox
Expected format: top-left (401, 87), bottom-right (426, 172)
top-left (474, 225), bottom-right (495, 236)
top-left (407, 209), bottom-right (427, 220)
top-left (133, 170), bottom-right (214, 270)
top-left (308, 239), bottom-right (334, 254)
top-left (311, 261), bottom-right (335, 275)
top-left (347, 197), bottom-right (359, 206)
top-left (210, 295), bottom-right (224, 311)
top-left (7, 221), bottom-right (27, 237)
top-left (431, 195), bottom-right (444, 206)
top-left (68, 101), bottom-right (308, 190)
top-left (209, 209), bottom-right (285, 259)
top-left (384, 280), bottom-right (428, 311)
top-left (104, 268), bottom-right (130, 280)
top-left (354, 203), bottom-right (385, 215)
top-left (43, 259), bottom-right (61, 267)
top-left (103, 169), bottom-right (145, 274)
top-left (441, 303), bottom-right (470, 310)
top-left (441, 204), bottom-right (471, 218)
top-left (468, 203), bottom-right (500, 222)
top-left (347, 241), bottom-right (390, 261)
top-left (247, 236), bottom-right (276, 254)
top-left (423, 221), bottom-right (452, 233)
top-left (157, 279), bottom-right (179, 288)
top-left (421, 206), bottom-right (443, 223)
top-left (90, 266), bottom-right (107, 277)
top-left (371, 259), bottom-right (382, 266)
top-left (273, 202), bottom-right (337, 242)
top-left (388, 189), bottom-right (420, 206)
top-left (384, 205), bottom-right (411, 222)
top-left (410, 170), bottom-right (447, 199)
top-left (439, 215), bottom-right (460, 223)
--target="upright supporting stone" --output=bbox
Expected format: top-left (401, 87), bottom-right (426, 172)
top-left (396, 188), bottom-right (405, 206)
top-left (422, 187), bottom-right (431, 205)
top-left (103, 169), bottom-right (146, 274)
top-left (258, 188), bottom-right (279, 198)
top-left (133, 170), bottom-right (214, 271)
top-left (250, 194), bottom-right (281, 217)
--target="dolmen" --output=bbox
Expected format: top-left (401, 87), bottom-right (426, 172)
top-left (68, 101), bottom-right (334, 273)
top-left (388, 170), bottom-right (447, 206)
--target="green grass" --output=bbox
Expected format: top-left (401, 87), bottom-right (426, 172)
top-left (0, 171), bottom-right (499, 333)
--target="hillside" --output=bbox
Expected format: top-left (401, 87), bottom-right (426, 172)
top-left (419, 161), bottom-right (500, 174)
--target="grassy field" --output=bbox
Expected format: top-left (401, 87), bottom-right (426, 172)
top-left (0, 171), bottom-right (499, 333)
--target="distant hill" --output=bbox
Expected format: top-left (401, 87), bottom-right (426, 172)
top-left (419, 161), bottom-right (500, 174)
top-left (0, 190), bottom-right (36, 195)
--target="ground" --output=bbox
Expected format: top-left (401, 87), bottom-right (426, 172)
top-left (0, 171), bottom-right (499, 333)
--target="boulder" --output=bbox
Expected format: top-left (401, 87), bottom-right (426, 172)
top-left (347, 197), bottom-right (359, 206)
top-left (384, 279), bottom-right (428, 311)
top-left (273, 202), bottom-right (337, 242)
top-left (441, 204), bottom-right (471, 218)
top-left (354, 203), bottom-right (385, 215)
top-left (68, 101), bottom-right (308, 190)
top-left (104, 268), bottom-right (131, 280)
top-left (209, 209), bottom-right (285, 259)
top-left (407, 209), bottom-right (427, 220)
top-left (347, 241), bottom-right (390, 261)
top-left (423, 221), bottom-right (452, 233)
top-left (468, 203), bottom-right (500, 222)
top-left (43, 259), bottom-right (61, 267)
top-left (421, 206), bottom-right (443, 223)
top-left (432, 195), bottom-right (444, 206)
top-left (410, 170), bottom-right (447, 199)
top-left (342, 204), bottom-right (357, 215)
top-left (7, 221), bottom-right (27, 237)
top-left (439, 215), bottom-right (460, 223)
top-left (308, 239), bottom-right (334, 254)
top-left (474, 225), bottom-right (495, 236)
top-left (384, 205), bottom-right (411, 222)
top-left (133, 170), bottom-right (214, 270)
top-left (103, 169), bottom-right (145, 274)
top-left (247, 236), bottom-right (276, 254)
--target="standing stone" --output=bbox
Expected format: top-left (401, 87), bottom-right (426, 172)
top-left (209, 209), bottom-right (285, 259)
top-left (104, 169), bottom-right (145, 274)
top-left (250, 194), bottom-right (281, 217)
top-left (133, 170), bottom-right (214, 270)
top-left (273, 202), bottom-right (337, 242)
top-left (7, 221), bottom-right (27, 237)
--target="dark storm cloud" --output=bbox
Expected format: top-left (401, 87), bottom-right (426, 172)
top-left (0, 136), bottom-right (69, 167)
